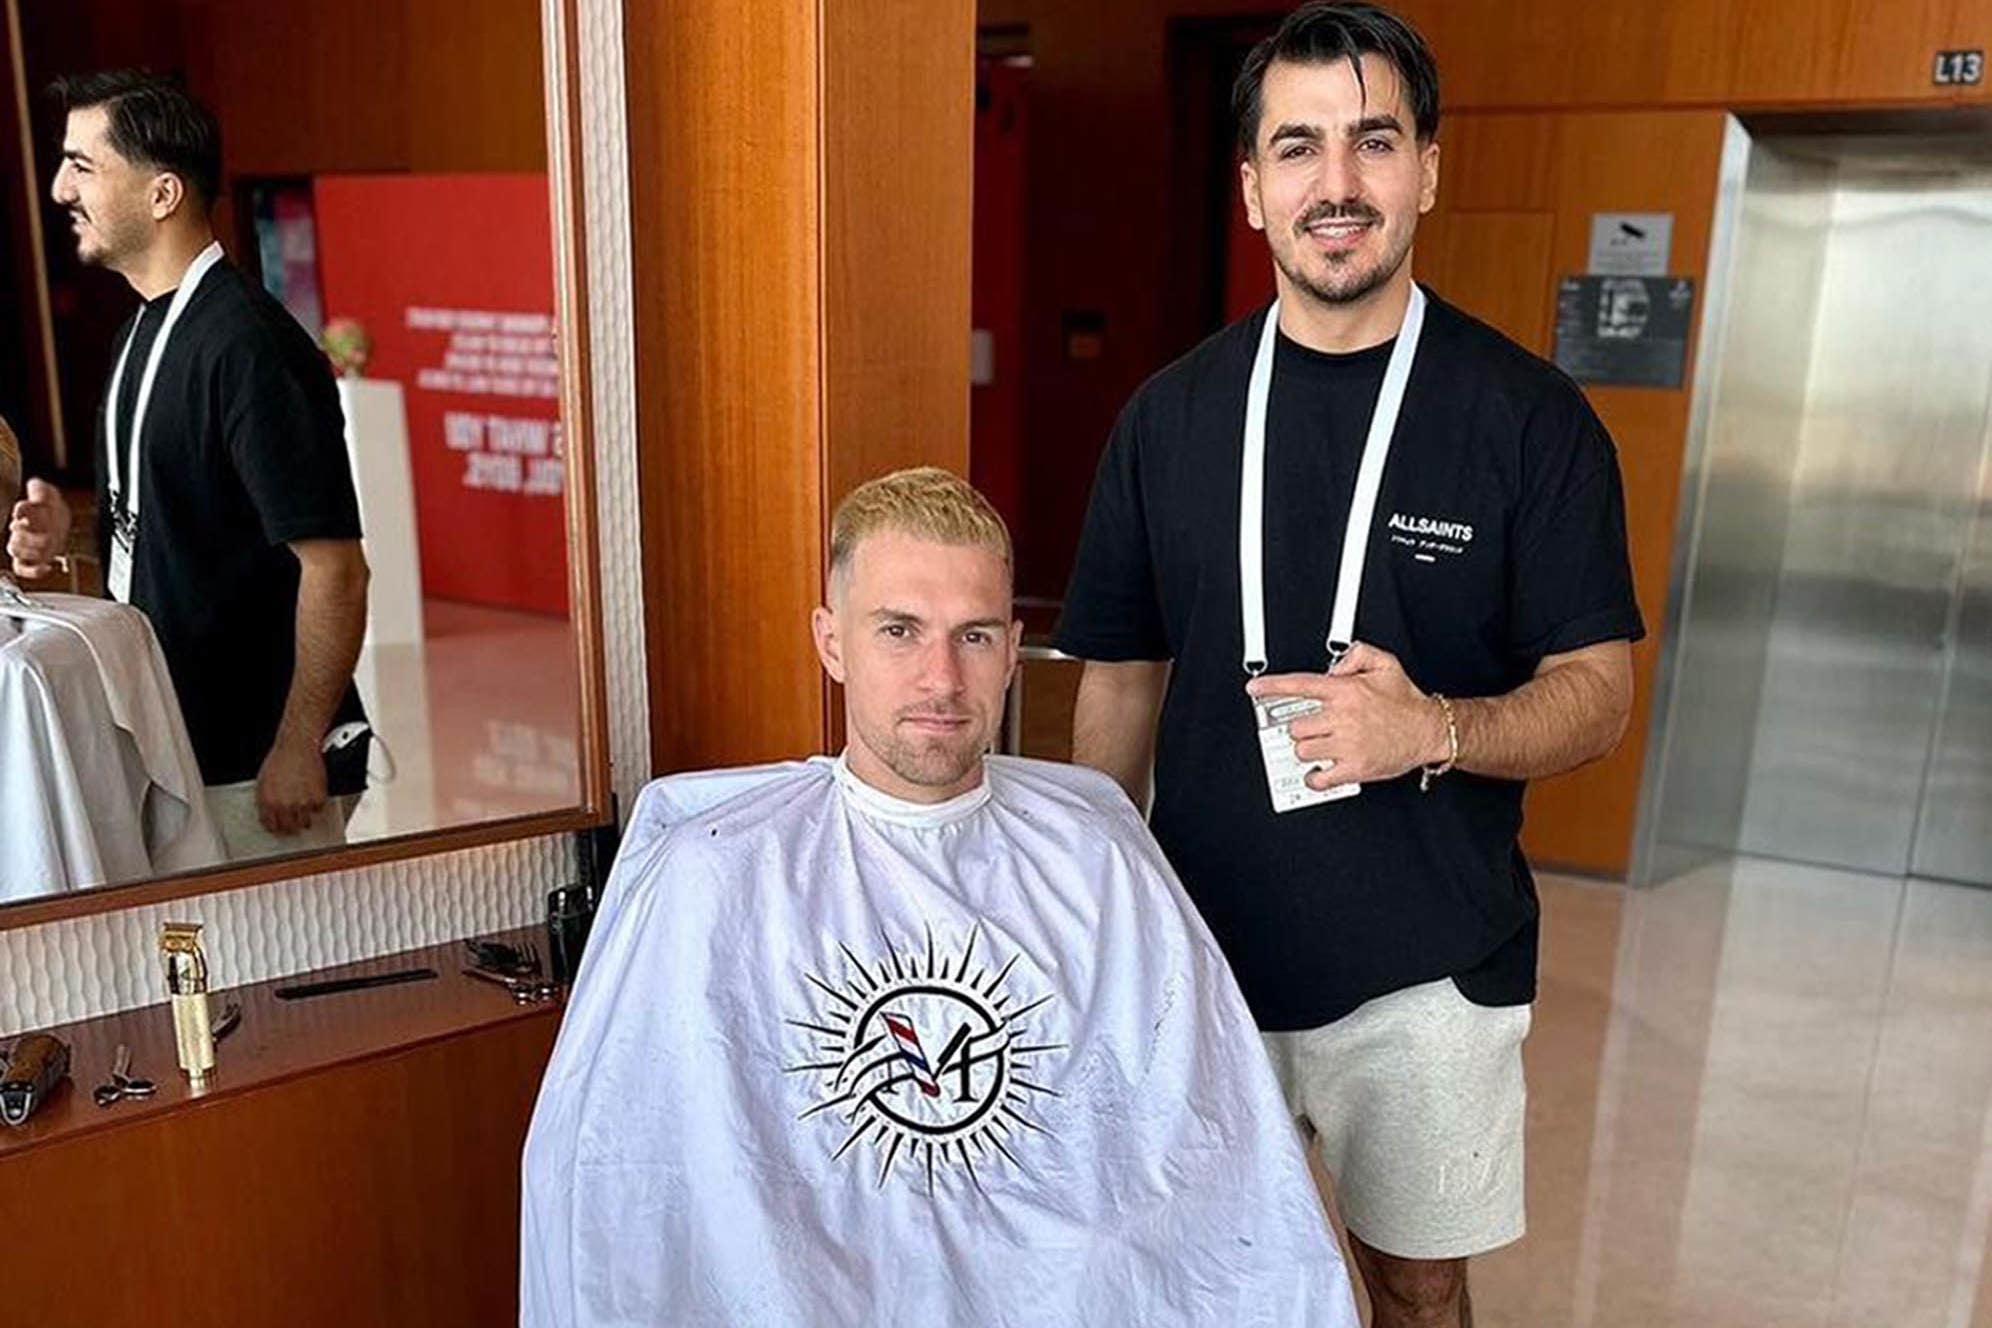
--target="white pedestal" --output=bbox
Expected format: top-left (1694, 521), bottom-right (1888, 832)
top-left (337, 378), bottom-right (426, 650)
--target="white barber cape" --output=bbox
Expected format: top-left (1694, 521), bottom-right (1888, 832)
top-left (521, 755), bottom-right (1357, 1328)
top-left (0, 582), bottom-right (222, 897)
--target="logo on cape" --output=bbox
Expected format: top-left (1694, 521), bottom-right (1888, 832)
top-left (787, 923), bottom-right (1064, 1193)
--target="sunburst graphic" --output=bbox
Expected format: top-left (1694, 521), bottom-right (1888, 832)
top-left (785, 922), bottom-right (1065, 1193)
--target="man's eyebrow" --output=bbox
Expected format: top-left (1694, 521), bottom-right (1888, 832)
top-left (867, 608), bottom-right (1011, 632)
top-left (1348, 114), bottom-right (1405, 137)
top-left (1267, 121), bottom-right (1324, 148)
top-left (61, 148), bottom-right (94, 166)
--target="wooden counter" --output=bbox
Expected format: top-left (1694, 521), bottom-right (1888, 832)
top-left (0, 928), bottom-right (562, 1326)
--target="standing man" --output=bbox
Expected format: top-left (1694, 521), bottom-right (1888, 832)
top-left (6, 70), bottom-right (370, 861)
top-left (1055, 5), bottom-right (1643, 1326)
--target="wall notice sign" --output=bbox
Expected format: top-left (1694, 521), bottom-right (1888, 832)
top-left (1553, 276), bottom-right (1696, 389)
top-left (1587, 212), bottom-right (1673, 275)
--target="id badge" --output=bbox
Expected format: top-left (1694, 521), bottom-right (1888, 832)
top-left (1254, 695), bottom-right (1360, 814)
top-left (107, 531), bottom-right (134, 603)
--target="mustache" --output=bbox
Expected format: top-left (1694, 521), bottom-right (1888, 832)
top-left (1294, 201), bottom-right (1381, 233)
top-left (897, 705), bottom-right (971, 721)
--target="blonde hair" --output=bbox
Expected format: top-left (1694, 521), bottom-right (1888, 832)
top-left (828, 467), bottom-right (1011, 592)
top-left (0, 416), bottom-right (19, 512)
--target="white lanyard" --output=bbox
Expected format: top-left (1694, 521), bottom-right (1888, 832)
top-left (105, 241), bottom-right (224, 535)
top-left (1238, 284), bottom-right (1426, 676)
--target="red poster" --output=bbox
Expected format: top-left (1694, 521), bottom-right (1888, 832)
top-left (313, 174), bottom-right (568, 616)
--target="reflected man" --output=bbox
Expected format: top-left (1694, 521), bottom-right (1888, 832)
top-left (5, 70), bottom-right (370, 861)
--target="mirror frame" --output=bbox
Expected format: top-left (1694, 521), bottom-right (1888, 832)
top-left (0, 0), bottom-right (614, 932)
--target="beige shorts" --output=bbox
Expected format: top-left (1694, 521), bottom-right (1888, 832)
top-left (1261, 976), bottom-right (1530, 1261)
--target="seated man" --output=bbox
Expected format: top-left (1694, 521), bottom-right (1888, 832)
top-left (521, 468), bottom-right (1357, 1327)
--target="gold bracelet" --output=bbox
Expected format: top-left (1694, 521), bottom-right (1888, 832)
top-left (1420, 693), bottom-right (1458, 793)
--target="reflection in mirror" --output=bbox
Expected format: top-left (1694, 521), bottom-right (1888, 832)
top-left (0, 0), bottom-right (582, 901)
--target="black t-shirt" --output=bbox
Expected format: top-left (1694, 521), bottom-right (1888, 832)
top-left (96, 259), bottom-right (367, 789)
top-left (1055, 288), bottom-right (1646, 1030)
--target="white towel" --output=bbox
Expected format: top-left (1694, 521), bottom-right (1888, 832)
top-left (0, 581), bottom-right (222, 895)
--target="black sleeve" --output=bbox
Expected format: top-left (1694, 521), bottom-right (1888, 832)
top-left (1053, 400), bottom-right (1172, 662)
top-left (218, 332), bottom-right (363, 547)
top-left (1506, 382), bottom-right (1646, 669)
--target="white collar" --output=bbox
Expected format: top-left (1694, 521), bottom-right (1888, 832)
top-left (831, 751), bottom-right (992, 827)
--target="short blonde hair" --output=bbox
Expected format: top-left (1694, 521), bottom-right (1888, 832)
top-left (828, 467), bottom-right (1011, 592)
top-left (0, 416), bottom-right (20, 511)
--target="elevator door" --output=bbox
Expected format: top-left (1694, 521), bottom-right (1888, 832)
top-left (1735, 165), bottom-right (1992, 885)
top-left (1911, 443), bottom-right (1992, 885)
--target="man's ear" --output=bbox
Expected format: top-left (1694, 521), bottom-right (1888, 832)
top-left (149, 171), bottom-right (187, 222)
top-left (812, 604), bottom-right (847, 684)
top-left (1240, 156), bottom-right (1266, 232)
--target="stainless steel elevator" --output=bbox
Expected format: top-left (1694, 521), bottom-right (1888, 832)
top-left (1636, 112), bottom-right (1992, 889)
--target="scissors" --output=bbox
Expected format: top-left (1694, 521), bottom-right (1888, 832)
top-left (92, 1044), bottom-right (157, 1108)
top-left (462, 967), bottom-right (559, 1005)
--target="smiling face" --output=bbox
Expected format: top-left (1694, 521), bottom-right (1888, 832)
top-left (812, 529), bottom-right (1020, 804)
top-left (50, 106), bottom-right (159, 269)
top-left (1239, 52), bottom-right (1439, 312)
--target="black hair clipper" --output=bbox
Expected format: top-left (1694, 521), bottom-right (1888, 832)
top-left (0, 1033), bottom-right (72, 1126)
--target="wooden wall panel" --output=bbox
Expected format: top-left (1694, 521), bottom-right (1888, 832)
top-left (403, 0), bottom-right (547, 173)
top-left (182, 0), bottom-right (545, 179)
top-left (1434, 114), bottom-right (1558, 212)
top-left (632, 0), bottom-right (975, 770)
top-left (1417, 210), bottom-right (1556, 351)
top-left (630, 0), bottom-right (828, 772)
top-left (1952, 0), bottom-right (1992, 105)
top-left (185, 0), bottom-right (412, 177)
top-left (823, 0), bottom-right (975, 509)
top-left (1403, 0), bottom-right (1969, 110)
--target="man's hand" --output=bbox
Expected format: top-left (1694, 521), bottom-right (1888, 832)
top-left (7, 479), bottom-right (72, 579)
top-left (1247, 642), bottom-right (1447, 790)
top-left (256, 735), bottom-right (329, 835)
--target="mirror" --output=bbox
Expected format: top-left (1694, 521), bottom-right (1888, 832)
top-left (0, 0), bottom-right (602, 908)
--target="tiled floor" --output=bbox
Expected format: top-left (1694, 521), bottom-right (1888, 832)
top-left (1456, 859), bottom-right (1992, 1328)
top-left (345, 598), bottom-right (582, 843)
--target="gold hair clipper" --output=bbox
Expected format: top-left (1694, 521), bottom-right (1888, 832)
top-left (161, 922), bottom-right (215, 1086)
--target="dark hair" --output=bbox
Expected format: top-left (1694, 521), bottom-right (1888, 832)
top-left (1232, 2), bottom-right (1440, 156)
top-left (46, 69), bottom-right (222, 210)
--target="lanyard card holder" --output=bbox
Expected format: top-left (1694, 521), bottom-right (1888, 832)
top-left (1237, 286), bottom-right (1426, 817)
top-left (103, 241), bottom-right (225, 605)
top-left (1254, 693), bottom-right (1358, 813)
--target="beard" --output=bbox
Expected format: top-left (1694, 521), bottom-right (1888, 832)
top-left (852, 706), bottom-right (988, 794)
top-left (1270, 200), bottom-right (1414, 307)
top-left (69, 205), bottom-right (145, 268)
